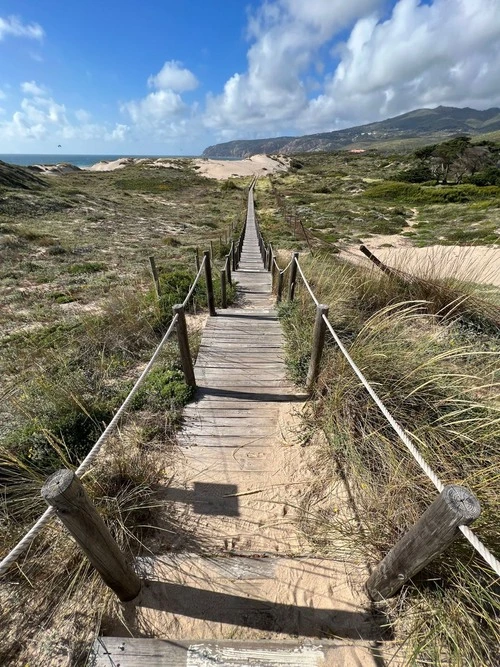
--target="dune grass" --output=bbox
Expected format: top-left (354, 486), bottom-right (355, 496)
top-left (277, 253), bottom-right (500, 666)
top-left (0, 159), bottom-right (246, 663)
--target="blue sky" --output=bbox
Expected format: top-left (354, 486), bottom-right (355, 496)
top-left (1, 0), bottom-right (499, 154)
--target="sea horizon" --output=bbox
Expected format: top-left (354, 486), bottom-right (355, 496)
top-left (0, 153), bottom-right (199, 168)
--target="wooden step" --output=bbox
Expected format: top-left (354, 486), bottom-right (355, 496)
top-left (90, 637), bottom-right (379, 666)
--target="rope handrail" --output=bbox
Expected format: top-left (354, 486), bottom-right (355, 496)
top-left (268, 248), bottom-right (500, 576)
top-left (182, 256), bottom-right (206, 308)
top-left (321, 313), bottom-right (500, 577)
top-left (295, 258), bottom-right (319, 306)
top-left (0, 314), bottom-right (180, 577)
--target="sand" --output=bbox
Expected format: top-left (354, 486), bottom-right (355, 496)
top-left (343, 242), bottom-right (500, 288)
top-left (193, 154), bottom-right (290, 180)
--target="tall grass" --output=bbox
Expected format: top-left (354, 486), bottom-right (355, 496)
top-left (279, 254), bottom-right (500, 665)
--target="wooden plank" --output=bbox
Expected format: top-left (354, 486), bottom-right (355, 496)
top-left (91, 638), bottom-right (332, 667)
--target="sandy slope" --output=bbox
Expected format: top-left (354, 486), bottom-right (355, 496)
top-left (343, 242), bottom-right (500, 287)
top-left (193, 154), bottom-right (290, 179)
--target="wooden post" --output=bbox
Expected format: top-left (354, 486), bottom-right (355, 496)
top-left (204, 250), bottom-right (216, 316)
top-left (195, 248), bottom-right (200, 272)
top-left (265, 246), bottom-right (270, 271)
top-left (277, 271), bottom-right (284, 303)
top-left (359, 245), bottom-right (397, 278)
top-left (232, 242), bottom-right (237, 271)
top-left (210, 240), bottom-right (214, 259)
top-left (149, 256), bottom-right (161, 298)
top-left (366, 485), bottom-right (481, 601)
top-left (288, 252), bottom-right (299, 301)
top-left (41, 470), bottom-right (141, 602)
top-left (267, 244), bottom-right (273, 271)
top-left (306, 304), bottom-right (329, 392)
top-left (225, 255), bottom-right (232, 286)
top-left (172, 304), bottom-right (196, 387)
top-left (220, 270), bottom-right (227, 309)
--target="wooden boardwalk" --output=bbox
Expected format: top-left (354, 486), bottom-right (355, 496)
top-left (178, 189), bottom-right (305, 550)
top-left (92, 187), bottom-right (386, 666)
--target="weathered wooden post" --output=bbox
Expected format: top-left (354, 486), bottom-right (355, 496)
top-left (267, 244), bottom-right (273, 271)
top-left (220, 270), bottom-right (227, 309)
top-left (288, 252), bottom-right (299, 301)
top-left (277, 271), bottom-right (284, 303)
top-left (210, 240), bottom-right (214, 259)
top-left (232, 242), bottom-right (237, 271)
top-left (172, 304), bottom-right (196, 387)
top-left (203, 250), bottom-right (217, 316)
top-left (265, 246), bottom-right (270, 271)
top-left (41, 470), bottom-right (141, 602)
top-left (149, 256), bottom-right (161, 298)
top-left (195, 247), bottom-right (200, 272)
top-left (306, 304), bottom-right (329, 392)
top-left (366, 485), bottom-right (481, 601)
top-left (225, 254), bottom-right (232, 286)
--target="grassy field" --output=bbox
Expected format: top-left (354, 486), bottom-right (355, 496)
top-left (258, 151), bottom-right (500, 249)
top-left (1, 148), bottom-right (499, 665)
top-left (0, 159), bottom-right (246, 664)
top-left (253, 167), bottom-right (500, 666)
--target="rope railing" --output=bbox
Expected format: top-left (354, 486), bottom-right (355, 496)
top-left (0, 314), bottom-right (179, 577)
top-left (182, 255), bottom-right (206, 308)
top-left (270, 250), bottom-right (500, 580)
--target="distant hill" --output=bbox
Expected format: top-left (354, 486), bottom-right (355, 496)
top-left (0, 160), bottom-right (48, 190)
top-left (202, 106), bottom-right (500, 158)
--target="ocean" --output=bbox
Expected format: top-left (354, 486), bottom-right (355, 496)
top-left (0, 154), bottom-right (197, 168)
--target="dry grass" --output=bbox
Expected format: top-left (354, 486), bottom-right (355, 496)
top-left (278, 254), bottom-right (500, 666)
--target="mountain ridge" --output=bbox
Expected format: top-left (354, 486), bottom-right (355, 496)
top-left (202, 106), bottom-right (500, 158)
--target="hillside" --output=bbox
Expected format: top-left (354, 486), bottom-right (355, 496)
top-left (202, 106), bottom-right (500, 158)
top-left (0, 160), bottom-right (48, 190)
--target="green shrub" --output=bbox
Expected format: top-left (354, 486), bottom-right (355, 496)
top-left (395, 165), bottom-right (435, 183)
top-left (68, 262), bottom-right (106, 275)
top-left (131, 367), bottom-right (194, 411)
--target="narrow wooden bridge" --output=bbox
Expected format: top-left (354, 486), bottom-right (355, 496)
top-left (92, 186), bottom-right (383, 665)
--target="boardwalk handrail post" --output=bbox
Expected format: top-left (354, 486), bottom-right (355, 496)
top-left (173, 304), bottom-right (196, 387)
top-left (366, 485), bottom-right (481, 601)
top-left (149, 256), bottom-right (161, 298)
top-left (306, 304), bottom-right (329, 392)
top-left (225, 254), bottom-right (232, 286)
top-left (277, 270), bottom-right (284, 303)
top-left (203, 250), bottom-right (217, 316)
top-left (267, 243), bottom-right (273, 272)
top-left (265, 246), bottom-right (270, 271)
top-left (220, 270), bottom-right (227, 309)
top-left (288, 252), bottom-right (299, 301)
top-left (195, 247), bottom-right (200, 272)
top-left (232, 241), bottom-right (237, 271)
top-left (41, 469), bottom-right (141, 602)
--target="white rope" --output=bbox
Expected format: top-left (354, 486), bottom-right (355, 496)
top-left (295, 259), bottom-right (320, 306)
top-left (0, 314), bottom-right (179, 577)
top-left (182, 257), bottom-right (206, 308)
top-left (322, 313), bottom-right (500, 577)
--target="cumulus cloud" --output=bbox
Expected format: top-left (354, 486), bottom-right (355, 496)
top-left (124, 89), bottom-right (186, 124)
top-left (122, 62), bottom-right (200, 141)
top-left (21, 81), bottom-right (48, 96)
top-left (205, 0), bottom-right (500, 138)
top-left (0, 15), bottom-right (44, 41)
top-left (0, 83), bottom-right (126, 145)
top-left (148, 60), bottom-right (198, 92)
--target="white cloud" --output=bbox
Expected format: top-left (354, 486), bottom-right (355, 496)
top-left (106, 123), bottom-right (129, 141)
top-left (148, 60), bottom-right (198, 92)
top-left (21, 81), bottom-right (48, 97)
top-left (0, 84), bottom-right (126, 146)
top-left (0, 89), bottom-right (5, 100)
top-left (124, 89), bottom-right (186, 124)
top-left (0, 15), bottom-right (44, 41)
top-left (205, 0), bottom-right (500, 138)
